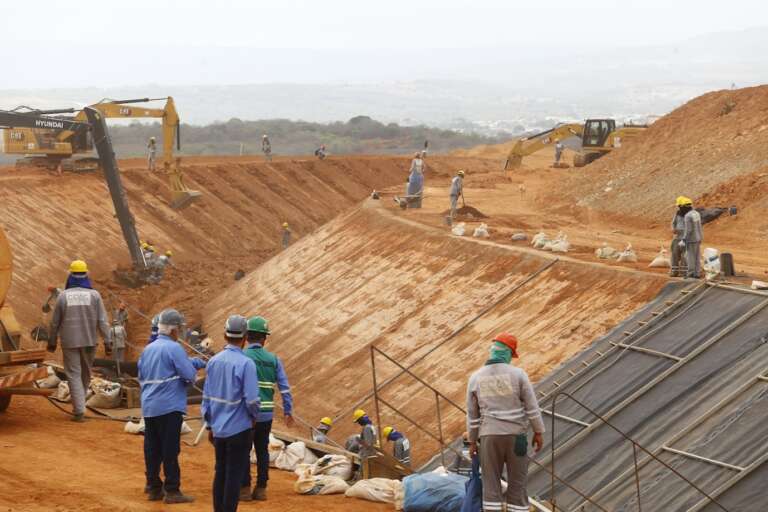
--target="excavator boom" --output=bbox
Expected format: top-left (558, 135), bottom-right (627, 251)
top-left (504, 123), bottom-right (583, 170)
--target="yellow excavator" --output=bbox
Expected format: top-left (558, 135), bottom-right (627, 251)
top-left (504, 118), bottom-right (647, 170)
top-left (1, 97), bottom-right (200, 208)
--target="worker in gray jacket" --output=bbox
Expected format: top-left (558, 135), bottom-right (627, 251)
top-left (382, 426), bottom-right (411, 466)
top-left (467, 332), bottom-right (544, 512)
top-left (449, 170), bottom-right (465, 221)
top-left (670, 197), bottom-right (689, 277)
top-left (48, 260), bottom-right (111, 422)
top-left (352, 408), bottom-right (378, 459)
top-left (109, 319), bottom-right (128, 375)
top-left (678, 197), bottom-right (703, 278)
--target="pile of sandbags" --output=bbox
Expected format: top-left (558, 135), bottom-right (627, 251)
top-left (293, 455), bottom-right (353, 496)
top-left (295, 454), bottom-right (353, 480)
top-left (274, 441), bottom-right (318, 471)
top-left (472, 223), bottom-right (490, 238)
top-left (86, 377), bottom-right (122, 409)
top-left (531, 232), bottom-right (549, 249)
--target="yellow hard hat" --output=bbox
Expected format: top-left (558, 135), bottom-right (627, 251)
top-left (150, 136), bottom-right (156, 141)
top-left (282, 222), bottom-right (289, 228)
top-left (382, 426), bottom-right (394, 439)
top-left (141, 241), bottom-right (148, 249)
top-left (352, 409), bottom-right (366, 422)
top-left (676, 196), bottom-right (693, 207)
top-left (457, 170), bottom-right (465, 176)
top-left (69, 260), bottom-right (88, 274)
top-left (147, 245), bottom-right (155, 252)
top-left (320, 417), bottom-right (333, 427)
top-left (165, 250), bottom-right (173, 257)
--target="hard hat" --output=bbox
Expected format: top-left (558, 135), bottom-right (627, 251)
top-left (282, 222), bottom-right (289, 228)
top-left (382, 426), bottom-right (394, 439)
top-left (158, 308), bottom-right (186, 327)
top-left (457, 170), bottom-right (465, 177)
top-left (352, 409), bottom-right (366, 422)
top-left (165, 250), bottom-right (173, 257)
top-left (151, 314), bottom-right (160, 329)
top-left (676, 196), bottom-right (693, 207)
top-left (150, 136), bottom-right (156, 141)
top-left (225, 314), bottom-right (248, 339)
top-left (263, 134), bottom-right (268, 138)
top-left (493, 332), bottom-right (519, 358)
top-left (320, 417), bottom-right (333, 427)
top-left (247, 316), bottom-right (271, 334)
top-left (147, 245), bottom-right (155, 252)
top-left (69, 260), bottom-right (88, 274)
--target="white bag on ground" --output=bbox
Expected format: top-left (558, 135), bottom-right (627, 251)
top-left (304, 454), bottom-right (354, 480)
top-left (532, 231), bottom-right (549, 249)
top-left (345, 478), bottom-right (402, 504)
top-left (86, 378), bottom-right (122, 409)
top-left (124, 418), bottom-right (146, 434)
top-left (275, 441), bottom-right (318, 471)
top-left (294, 466), bottom-right (350, 495)
top-left (451, 222), bottom-right (466, 236)
top-left (52, 381), bottom-right (70, 402)
top-left (549, 234), bottom-right (570, 253)
top-left (648, 248), bottom-right (671, 268)
top-left (266, 433), bottom-right (285, 465)
top-left (36, 366), bottom-right (61, 389)
top-left (511, 232), bottom-right (527, 241)
top-left (472, 223), bottom-right (490, 238)
top-left (595, 243), bottom-right (618, 260)
top-left (617, 244), bottom-right (638, 263)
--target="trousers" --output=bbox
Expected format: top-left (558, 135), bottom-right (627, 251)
top-left (242, 420), bottom-right (272, 489)
top-left (450, 194), bottom-right (459, 218)
top-left (686, 242), bottom-right (702, 278)
top-left (479, 434), bottom-right (530, 512)
top-left (144, 411), bottom-right (183, 492)
top-left (62, 346), bottom-right (96, 415)
top-left (669, 238), bottom-right (687, 276)
top-left (214, 428), bottom-right (253, 512)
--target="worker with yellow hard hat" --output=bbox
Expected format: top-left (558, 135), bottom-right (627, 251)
top-left (670, 197), bottom-right (691, 277)
top-left (673, 196), bottom-right (703, 279)
top-left (281, 222), bottom-right (292, 250)
top-left (353, 409), bottom-right (379, 461)
top-left (312, 416), bottom-right (334, 444)
top-left (382, 426), bottom-right (411, 466)
top-left (48, 260), bottom-right (112, 422)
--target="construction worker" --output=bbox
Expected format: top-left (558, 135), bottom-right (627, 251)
top-left (240, 315), bottom-right (294, 502)
top-left (315, 144), bottom-right (327, 160)
top-left (147, 137), bottom-right (157, 172)
top-left (554, 139), bottom-right (564, 165)
top-left (202, 315), bottom-right (261, 512)
top-left (312, 417), bottom-right (333, 444)
top-left (113, 302), bottom-right (129, 327)
top-left (148, 314), bottom-right (160, 344)
top-left (382, 426), bottom-right (411, 466)
top-left (353, 409), bottom-right (378, 460)
top-left (281, 222), bottom-right (291, 250)
top-left (422, 139), bottom-right (429, 158)
top-left (466, 333), bottom-right (545, 512)
top-left (670, 196), bottom-right (690, 277)
top-left (47, 260), bottom-right (111, 422)
top-left (158, 250), bottom-right (174, 268)
top-left (137, 308), bottom-right (205, 504)
top-left (678, 196), bottom-right (703, 279)
top-left (407, 152), bottom-right (424, 208)
top-left (109, 318), bottom-right (127, 370)
top-left (143, 245), bottom-right (156, 266)
top-left (450, 431), bottom-right (473, 477)
top-left (449, 170), bottom-right (465, 221)
top-left (262, 134), bottom-right (272, 162)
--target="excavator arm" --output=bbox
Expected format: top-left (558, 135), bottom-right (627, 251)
top-left (504, 123), bottom-right (583, 170)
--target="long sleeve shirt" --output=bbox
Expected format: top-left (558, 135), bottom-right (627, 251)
top-left (466, 363), bottom-right (545, 444)
top-left (202, 344), bottom-right (261, 438)
top-left (682, 209), bottom-right (703, 243)
top-left (109, 325), bottom-right (127, 349)
top-left (359, 423), bottom-right (378, 458)
top-left (49, 287), bottom-right (110, 349)
top-left (671, 212), bottom-right (686, 240)
top-left (138, 334), bottom-right (205, 417)
top-left (450, 176), bottom-right (463, 197)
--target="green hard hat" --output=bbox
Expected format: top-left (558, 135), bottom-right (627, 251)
top-left (247, 316), bottom-right (271, 334)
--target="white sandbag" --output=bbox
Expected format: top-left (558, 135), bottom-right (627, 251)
top-left (86, 378), bottom-right (122, 409)
top-left (703, 248), bottom-right (721, 280)
top-left (275, 441), bottom-right (318, 471)
top-left (451, 222), bottom-right (466, 236)
top-left (266, 433), bottom-right (286, 465)
top-left (294, 466), bottom-right (350, 495)
top-left (307, 454), bottom-right (353, 480)
top-left (648, 248), bottom-right (671, 268)
top-left (616, 244), bottom-right (638, 263)
top-left (511, 233), bottom-right (527, 241)
top-left (345, 478), bottom-right (402, 504)
top-left (52, 381), bottom-right (70, 402)
top-left (751, 280), bottom-right (768, 290)
top-left (549, 234), bottom-right (571, 253)
top-left (595, 243), bottom-right (618, 260)
top-left (531, 231), bottom-right (549, 249)
top-left (472, 223), bottom-right (490, 238)
top-left (124, 418), bottom-right (146, 434)
top-left (36, 366), bottom-right (61, 389)
top-left (200, 337), bottom-right (214, 350)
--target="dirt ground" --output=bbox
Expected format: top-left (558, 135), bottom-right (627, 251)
top-left (0, 396), bottom-right (390, 512)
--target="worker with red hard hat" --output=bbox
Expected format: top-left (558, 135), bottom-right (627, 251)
top-left (466, 332), bottom-right (544, 512)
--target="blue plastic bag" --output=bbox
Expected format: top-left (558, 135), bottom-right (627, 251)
top-left (403, 471), bottom-right (467, 512)
top-left (460, 456), bottom-right (482, 512)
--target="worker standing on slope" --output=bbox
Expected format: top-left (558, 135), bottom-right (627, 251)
top-left (678, 197), bottom-right (703, 279)
top-left (312, 417), bottom-right (333, 444)
top-left (138, 309), bottom-right (205, 504)
top-left (202, 315), bottom-right (261, 512)
top-left (670, 197), bottom-right (689, 277)
top-left (240, 316), bottom-right (294, 502)
top-left (407, 152), bottom-right (425, 208)
top-left (281, 222), bottom-right (291, 249)
top-left (382, 426), bottom-right (411, 467)
top-left (554, 139), bottom-right (564, 165)
top-left (353, 409), bottom-right (379, 460)
top-left (109, 318), bottom-right (127, 374)
top-left (262, 134), bottom-right (272, 162)
top-left (449, 170), bottom-right (465, 221)
top-left (466, 333), bottom-right (545, 512)
top-left (147, 137), bottom-right (157, 172)
top-left (113, 301), bottom-right (129, 327)
top-left (47, 260), bottom-right (111, 422)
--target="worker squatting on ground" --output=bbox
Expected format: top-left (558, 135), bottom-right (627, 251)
top-left (382, 426), bottom-right (411, 466)
top-left (202, 315), bottom-right (261, 512)
top-left (676, 196), bottom-right (704, 279)
top-left (138, 308), bottom-right (206, 504)
top-left (554, 139), bottom-right (564, 164)
top-left (312, 416), bottom-right (333, 444)
top-left (466, 333), bottom-right (545, 512)
top-left (281, 222), bottom-right (291, 249)
top-left (449, 170), bottom-right (465, 220)
top-left (240, 316), bottom-right (294, 502)
top-left (670, 196), bottom-right (689, 277)
top-left (147, 137), bottom-right (157, 172)
top-left (47, 260), bottom-right (112, 422)
top-left (407, 152), bottom-right (425, 208)
top-left (262, 134), bottom-right (272, 162)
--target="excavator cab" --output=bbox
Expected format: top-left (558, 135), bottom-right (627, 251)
top-left (582, 119), bottom-right (616, 148)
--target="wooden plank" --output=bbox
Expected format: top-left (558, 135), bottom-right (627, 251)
top-left (9, 349), bottom-right (46, 364)
top-left (0, 366), bottom-right (48, 389)
top-left (0, 387), bottom-right (55, 396)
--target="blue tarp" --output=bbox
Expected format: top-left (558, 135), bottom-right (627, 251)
top-left (403, 472), bottom-right (467, 512)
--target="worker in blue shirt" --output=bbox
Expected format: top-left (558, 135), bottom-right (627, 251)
top-left (239, 316), bottom-right (294, 502)
top-left (202, 315), bottom-right (261, 512)
top-left (137, 308), bottom-right (205, 504)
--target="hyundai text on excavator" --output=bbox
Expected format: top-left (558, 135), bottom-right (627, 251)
top-left (1, 97), bottom-right (201, 208)
top-left (504, 118), bottom-right (647, 170)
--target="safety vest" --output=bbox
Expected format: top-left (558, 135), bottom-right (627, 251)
top-left (243, 346), bottom-right (278, 412)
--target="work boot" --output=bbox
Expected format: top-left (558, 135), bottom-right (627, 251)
top-left (252, 487), bottom-right (267, 501)
top-left (147, 488), bottom-right (164, 501)
top-left (164, 491), bottom-right (195, 504)
top-left (71, 413), bottom-right (85, 422)
top-left (239, 486), bottom-right (253, 502)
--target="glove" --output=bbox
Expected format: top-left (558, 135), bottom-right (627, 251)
top-left (678, 240), bottom-right (685, 249)
top-left (191, 357), bottom-right (206, 370)
top-left (46, 342), bottom-right (57, 353)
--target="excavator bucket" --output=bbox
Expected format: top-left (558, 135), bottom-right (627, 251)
top-left (171, 189), bottom-right (202, 209)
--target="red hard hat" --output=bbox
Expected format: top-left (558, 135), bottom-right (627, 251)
top-left (493, 333), bottom-right (519, 358)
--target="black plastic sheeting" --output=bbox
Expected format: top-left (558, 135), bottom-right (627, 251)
top-left (529, 283), bottom-right (768, 512)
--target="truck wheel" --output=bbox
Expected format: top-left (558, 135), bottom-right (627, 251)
top-left (0, 394), bottom-right (11, 412)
